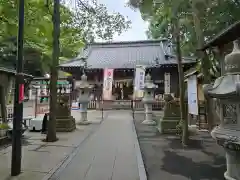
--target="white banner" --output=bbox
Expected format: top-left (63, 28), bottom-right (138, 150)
top-left (164, 72), bottom-right (171, 94)
top-left (103, 68), bottom-right (114, 100)
top-left (134, 65), bottom-right (146, 99)
top-left (187, 75), bottom-right (198, 115)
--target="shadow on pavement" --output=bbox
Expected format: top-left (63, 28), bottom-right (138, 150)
top-left (162, 150), bottom-right (225, 180)
top-left (133, 113), bottom-right (226, 180)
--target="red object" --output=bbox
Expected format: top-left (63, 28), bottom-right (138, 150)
top-left (19, 84), bottom-right (24, 103)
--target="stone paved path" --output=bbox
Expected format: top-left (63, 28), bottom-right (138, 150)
top-left (50, 110), bottom-right (140, 180)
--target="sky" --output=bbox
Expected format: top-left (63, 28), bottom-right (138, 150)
top-left (91, 0), bottom-right (148, 41)
top-left (96, 0), bottom-right (149, 41)
top-left (66, 0), bottom-right (149, 42)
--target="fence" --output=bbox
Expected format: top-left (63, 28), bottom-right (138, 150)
top-left (3, 97), bottom-right (208, 130)
top-left (71, 100), bottom-right (165, 111)
top-left (98, 100), bottom-right (164, 110)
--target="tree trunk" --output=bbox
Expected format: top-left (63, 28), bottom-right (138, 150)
top-left (174, 19), bottom-right (188, 145)
top-left (46, 0), bottom-right (60, 142)
top-left (192, 0), bottom-right (214, 131)
top-left (0, 86), bottom-right (7, 123)
top-left (191, 0), bottom-right (211, 83)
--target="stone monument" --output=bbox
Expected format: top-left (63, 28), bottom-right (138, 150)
top-left (141, 74), bottom-right (157, 125)
top-left (56, 95), bottom-right (76, 132)
top-left (157, 94), bottom-right (181, 133)
top-left (76, 73), bottom-right (93, 125)
top-left (203, 40), bottom-right (240, 180)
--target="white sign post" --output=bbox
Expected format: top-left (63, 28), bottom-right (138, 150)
top-left (164, 72), bottom-right (171, 94)
top-left (187, 75), bottom-right (198, 115)
top-left (134, 65), bottom-right (146, 99)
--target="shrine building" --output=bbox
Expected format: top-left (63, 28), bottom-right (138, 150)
top-left (59, 39), bottom-right (196, 100)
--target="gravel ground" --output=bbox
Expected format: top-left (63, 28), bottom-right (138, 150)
top-left (134, 112), bottom-right (226, 180)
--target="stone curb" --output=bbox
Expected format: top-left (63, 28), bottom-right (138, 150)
top-left (131, 118), bottom-right (147, 180)
top-left (42, 118), bottom-right (104, 180)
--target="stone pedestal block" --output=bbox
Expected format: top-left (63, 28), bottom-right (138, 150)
top-left (56, 116), bottom-right (76, 132)
top-left (56, 95), bottom-right (76, 132)
top-left (157, 95), bottom-right (180, 134)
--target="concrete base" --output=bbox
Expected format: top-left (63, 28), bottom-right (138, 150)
top-left (78, 121), bottom-right (91, 125)
top-left (142, 119), bottom-right (156, 125)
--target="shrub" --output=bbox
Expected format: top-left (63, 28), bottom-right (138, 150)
top-left (0, 123), bottom-right (10, 130)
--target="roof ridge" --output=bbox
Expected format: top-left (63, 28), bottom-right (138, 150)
top-left (91, 43), bottom-right (164, 49)
top-left (88, 39), bottom-right (169, 46)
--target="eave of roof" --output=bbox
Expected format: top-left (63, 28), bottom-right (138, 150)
top-left (201, 21), bottom-right (240, 51)
top-left (0, 67), bottom-right (33, 78)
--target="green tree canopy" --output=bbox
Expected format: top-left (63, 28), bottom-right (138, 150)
top-left (128, 0), bottom-right (240, 76)
top-left (0, 0), bottom-right (131, 76)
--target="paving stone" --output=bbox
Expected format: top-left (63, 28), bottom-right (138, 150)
top-left (0, 111), bottom-right (101, 180)
top-left (55, 110), bottom-right (140, 180)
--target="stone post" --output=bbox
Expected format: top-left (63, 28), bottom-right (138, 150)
top-left (75, 74), bottom-right (93, 125)
top-left (142, 74), bottom-right (157, 125)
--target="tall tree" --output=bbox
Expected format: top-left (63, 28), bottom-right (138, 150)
top-left (137, 0), bottom-right (240, 74)
top-left (129, 0), bottom-right (188, 145)
top-left (64, 0), bottom-right (131, 42)
top-left (0, 0), bottom-right (131, 72)
top-left (0, 0), bottom-right (84, 74)
top-left (46, 0), bottom-right (131, 142)
top-left (1, 0), bottom-right (131, 141)
top-left (130, 0), bottom-right (240, 134)
top-left (45, 0), bottom-right (60, 142)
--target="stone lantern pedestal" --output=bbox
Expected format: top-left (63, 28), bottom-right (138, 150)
top-left (157, 94), bottom-right (180, 134)
top-left (56, 95), bottom-right (76, 132)
top-left (203, 41), bottom-right (240, 180)
top-left (142, 74), bottom-right (157, 125)
top-left (75, 74), bottom-right (93, 125)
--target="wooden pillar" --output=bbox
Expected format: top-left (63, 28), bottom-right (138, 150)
top-left (218, 45), bottom-right (225, 75)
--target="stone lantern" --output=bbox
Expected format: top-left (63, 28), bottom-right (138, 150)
top-left (141, 74), bottom-right (157, 125)
top-left (203, 40), bottom-right (240, 180)
top-left (75, 73), bottom-right (93, 125)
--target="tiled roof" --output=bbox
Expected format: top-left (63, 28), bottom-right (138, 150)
top-left (0, 67), bottom-right (33, 77)
top-left (201, 20), bottom-right (240, 51)
top-left (60, 59), bottom-right (85, 68)
top-left (60, 40), bottom-right (196, 69)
